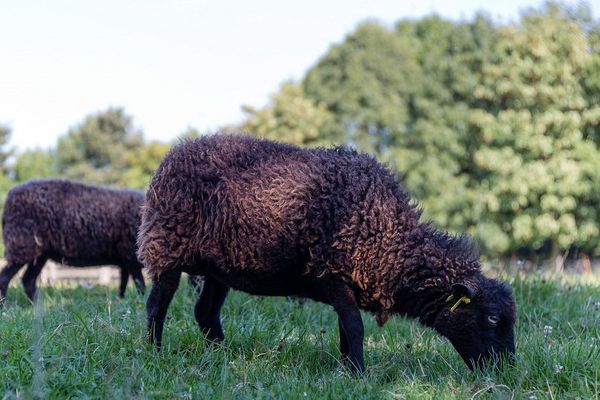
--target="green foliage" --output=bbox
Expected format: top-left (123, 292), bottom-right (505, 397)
top-left (242, 82), bottom-right (342, 146)
top-left (56, 107), bottom-right (144, 186)
top-left (13, 149), bottom-right (58, 182)
top-left (0, 124), bottom-right (15, 255)
top-left (50, 107), bottom-right (169, 190)
top-left (0, 276), bottom-right (598, 398)
top-left (119, 141), bottom-right (171, 190)
top-left (392, 16), bottom-right (498, 233)
top-left (469, 10), bottom-right (600, 255)
top-left (0, 124), bottom-right (14, 176)
top-left (303, 22), bottom-right (420, 155)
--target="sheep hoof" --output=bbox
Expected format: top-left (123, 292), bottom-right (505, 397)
top-left (345, 359), bottom-right (365, 376)
top-left (203, 330), bottom-right (225, 344)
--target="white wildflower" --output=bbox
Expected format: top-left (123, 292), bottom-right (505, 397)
top-left (555, 364), bottom-right (564, 373)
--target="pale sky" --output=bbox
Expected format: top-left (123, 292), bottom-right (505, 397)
top-left (1, 0), bottom-right (597, 152)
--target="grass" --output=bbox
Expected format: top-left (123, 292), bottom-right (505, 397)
top-left (1, 275), bottom-right (599, 399)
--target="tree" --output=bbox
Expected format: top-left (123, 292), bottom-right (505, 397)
top-left (242, 82), bottom-right (341, 146)
top-left (0, 124), bottom-right (15, 254)
top-left (0, 124), bottom-right (14, 176)
top-left (56, 107), bottom-right (144, 186)
top-left (119, 141), bottom-right (171, 190)
top-left (391, 16), bottom-right (498, 233)
top-left (468, 8), bottom-right (600, 262)
top-left (303, 23), bottom-right (420, 156)
top-left (13, 148), bottom-right (58, 182)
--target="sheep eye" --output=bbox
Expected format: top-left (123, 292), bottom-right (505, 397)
top-left (487, 315), bottom-right (500, 325)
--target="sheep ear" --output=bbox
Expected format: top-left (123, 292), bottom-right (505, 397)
top-left (451, 283), bottom-right (475, 299)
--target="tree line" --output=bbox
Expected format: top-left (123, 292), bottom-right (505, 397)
top-left (1, 2), bottom-right (599, 266)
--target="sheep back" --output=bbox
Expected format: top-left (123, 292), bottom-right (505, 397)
top-left (3, 179), bottom-right (144, 267)
top-left (139, 135), bottom-right (479, 314)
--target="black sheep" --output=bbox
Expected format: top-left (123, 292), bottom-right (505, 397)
top-left (0, 179), bottom-right (146, 305)
top-left (138, 134), bottom-right (516, 373)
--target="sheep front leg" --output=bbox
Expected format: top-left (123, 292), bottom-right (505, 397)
top-left (118, 267), bottom-right (130, 298)
top-left (338, 317), bottom-right (350, 360)
top-left (0, 262), bottom-right (26, 306)
top-left (329, 285), bottom-right (365, 374)
top-left (21, 256), bottom-right (47, 302)
top-left (194, 276), bottom-right (229, 342)
top-left (147, 270), bottom-right (181, 348)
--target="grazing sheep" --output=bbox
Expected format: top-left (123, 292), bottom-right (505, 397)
top-left (138, 134), bottom-right (516, 373)
top-left (0, 179), bottom-right (146, 305)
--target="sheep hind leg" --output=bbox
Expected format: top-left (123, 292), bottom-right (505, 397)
top-left (21, 256), bottom-right (47, 302)
top-left (338, 317), bottom-right (350, 361)
top-left (194, 276), bottom-right (229, 343)
top-left (147, 270), bottom-right (181, 348)
top-left (118, 267), bottom-right (130, 298)
top-left (0, 262), bottom-right (26, 307)
top-left (130, 266), bottom-right (146, 295)
top-left (328, 285), bottom-right (365, 374)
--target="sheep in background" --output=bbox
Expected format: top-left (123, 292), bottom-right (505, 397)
top-left (0, 179), bottom-right (146, 305)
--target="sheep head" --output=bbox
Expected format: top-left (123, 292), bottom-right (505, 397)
top-left (433, 277), bottom-right (516, 370)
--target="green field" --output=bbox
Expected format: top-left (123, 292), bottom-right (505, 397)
top-left (1, 275), bottom-right (599, 399)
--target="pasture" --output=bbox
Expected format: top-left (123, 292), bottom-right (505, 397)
top-left (1, 274), bottom-right (599, 399)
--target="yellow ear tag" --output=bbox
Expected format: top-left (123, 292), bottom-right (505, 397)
top-left (446, 295), bottom-right (471, 312)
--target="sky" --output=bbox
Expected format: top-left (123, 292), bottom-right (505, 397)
top-left (1, 0), bottom-right (597, 152)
